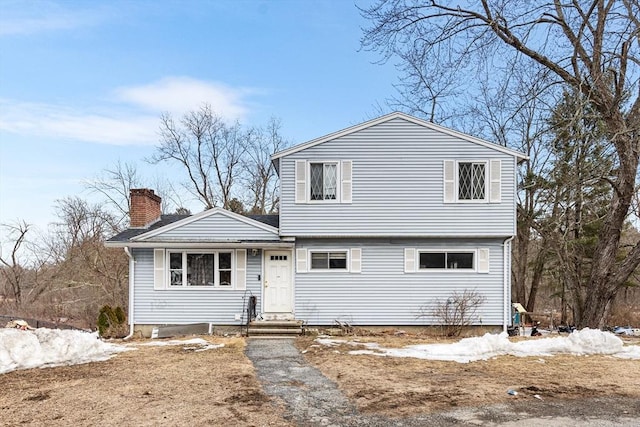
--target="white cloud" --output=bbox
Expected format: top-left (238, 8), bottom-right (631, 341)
top-left (114, 76), bottom-right (252, 119)
top-left (0, 77), bottom-right (257, 146)
top-left (0, 100), bottom-right (159, 146)
top-left (0, 1), bottom-right (106, 37)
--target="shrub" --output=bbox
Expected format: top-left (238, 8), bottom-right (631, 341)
top-left (97, 305), bottom-right (127, 338)
top-left (418, 289), bottom-right (485, 337)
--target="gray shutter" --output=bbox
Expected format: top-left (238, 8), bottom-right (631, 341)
top-left (478, 248), bottom-right (490, 273)
top-left (296, 248), bottom-right (308, 273)
top-left (341, 160), bottom-right (353, 203)
top-left (295, 160), bottom-right (307, 204)
top-left (443, 160), bottom-right (455, 203)
top-left (235, 249), bottom-right (247, 290)
top-left (404, 248), bottom-right (416, 273)
top-left (490, 159), bottom-right (501, 203)
top-left (350, 248), bottom-right (361, 273)
top-left (153, 249), bottom-right (166, 290)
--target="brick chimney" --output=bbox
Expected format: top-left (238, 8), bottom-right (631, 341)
top-left (129, 188), bottom-right (162, 228)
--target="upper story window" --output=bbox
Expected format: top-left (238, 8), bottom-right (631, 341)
top-left (310, 162), bottom-right (337, 200)
top-left (443, 160), bottom-right (500, 203)
top-left (295, 160), bottom-right (352, 204)
top-left (458, 162), bottom-right (486, 200)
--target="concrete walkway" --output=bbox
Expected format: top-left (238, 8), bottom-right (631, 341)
top-left (245, 338), bottom-right (640, 427)
top-left (245, 338), bottom-right (363, 426)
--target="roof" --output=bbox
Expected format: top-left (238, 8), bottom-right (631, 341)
top-left (107, 214), bottom-right (189, 242)
top-left (271, 111), bottom-right (528, 165)
top-left (107, 213), bottom-right (279, 243)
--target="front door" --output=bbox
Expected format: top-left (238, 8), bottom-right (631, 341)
top-left (263, 251), bottom-right (293, 313)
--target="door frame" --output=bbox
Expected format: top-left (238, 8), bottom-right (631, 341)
top-left (262, 249), bottom-right (294, 314)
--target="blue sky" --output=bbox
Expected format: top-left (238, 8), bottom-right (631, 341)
top-left (0, 0), bottom-right (397, 234)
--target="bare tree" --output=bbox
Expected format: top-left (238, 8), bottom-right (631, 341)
top-left (244, 117), bottom-right (288, 214)
top-left (84, 160), bottom-right (141, 226)
top-left (363, 0), bottom-right (640, 328)
top-left (0, 221), bottom-right (31, 306)
top-left (41, 197), bottom-right (128, 325)
top-left (85, 160), bottom-right (180, 226)
top-left (151, 104), bottom-right (249, 210)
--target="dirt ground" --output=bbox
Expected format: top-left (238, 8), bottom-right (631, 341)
top-left (1, 332), bottom-right (639, 426)
top-left (0, 337), bottom-right (290, 427)
top-left (297, 331), bottom-right (640, 418)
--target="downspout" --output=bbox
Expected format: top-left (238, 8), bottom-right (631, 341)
top-left (123, 247), bottom-right (135, 340)
top-left (502, 237), bottom-right (514, 333)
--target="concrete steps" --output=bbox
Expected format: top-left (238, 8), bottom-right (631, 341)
top-left (247, 320), bottom-right (304, 337)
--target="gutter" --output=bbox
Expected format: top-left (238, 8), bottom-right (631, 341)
top-left (502, 236), bottom-right (514, 332)
top-left (123, 247), bottom-right (135, 340)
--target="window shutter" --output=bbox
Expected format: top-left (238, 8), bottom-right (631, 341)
top-left (350, 248), bottom-right (361, 273)
top-left (153, 249), bottom-right (166, 290)
top-left (404, 248), bottom-right (416, 273)
top-left (490, 160), bottom-right (501, 203)
top-left (296, 248), bottom-right (308, 273)
top-left (295, 160), bottom-right (307, 203)
top-left (341, 160), bottom-right (353, 203)
top-left (443, 160), bottom-right (455, 203)
top-left (478, 248), bottom-right (490, 273)
top-left (235, 249), bottom-right (247, 290)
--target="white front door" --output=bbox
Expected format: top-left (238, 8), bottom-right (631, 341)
top-left (264, 251), bottom-right (293, 313)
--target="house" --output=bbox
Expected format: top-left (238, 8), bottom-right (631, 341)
top-left (106, 112), bottom-right (527, 336)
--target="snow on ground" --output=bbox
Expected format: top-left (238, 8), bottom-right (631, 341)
top-left (317, 328), bottom-right (640, 363)
top-left (0, 328), bottom-right (228, 375)
top-left (0, 328), bottom-right (132, 374)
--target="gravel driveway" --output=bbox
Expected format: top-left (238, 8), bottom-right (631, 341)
top-left (246, 338), bottom-right (640, 427)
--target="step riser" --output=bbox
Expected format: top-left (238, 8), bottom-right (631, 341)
top-left (246, 320), bottom-right (304, 336)
top-left (248, 328), bottom-right (302, 335)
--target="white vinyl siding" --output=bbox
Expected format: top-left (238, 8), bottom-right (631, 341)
top-left (279, 117), bottom-right (516, 237)
top-left (132, 248), bottom-right (264, 325)
top-left (294, 238), bottom-right (505, 326)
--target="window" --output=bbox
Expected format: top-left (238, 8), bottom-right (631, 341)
top-left (419, 251), bottom-right (474, 270)
top-left (458, 162), bottom-right (486, 200)
top-left (168, 251), bottom-right (233, 287)
top-left (310, 162), bottom-right (337, 200)
top-left (310, 251), bottom-right (347, 270)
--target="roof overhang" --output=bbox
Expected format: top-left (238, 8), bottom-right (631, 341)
top-left (105, 240), bottom-right (294, 249)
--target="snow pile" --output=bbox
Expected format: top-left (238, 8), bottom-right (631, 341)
top-left (135, 337), bottom-right (224, 352)
top-left (318, 328), bottom-right (640, 363)
top-left (0, 328), bottom-right (131, 374)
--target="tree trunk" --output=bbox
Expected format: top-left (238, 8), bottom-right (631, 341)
top-left (579, 128), bottom-right (640, 328)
